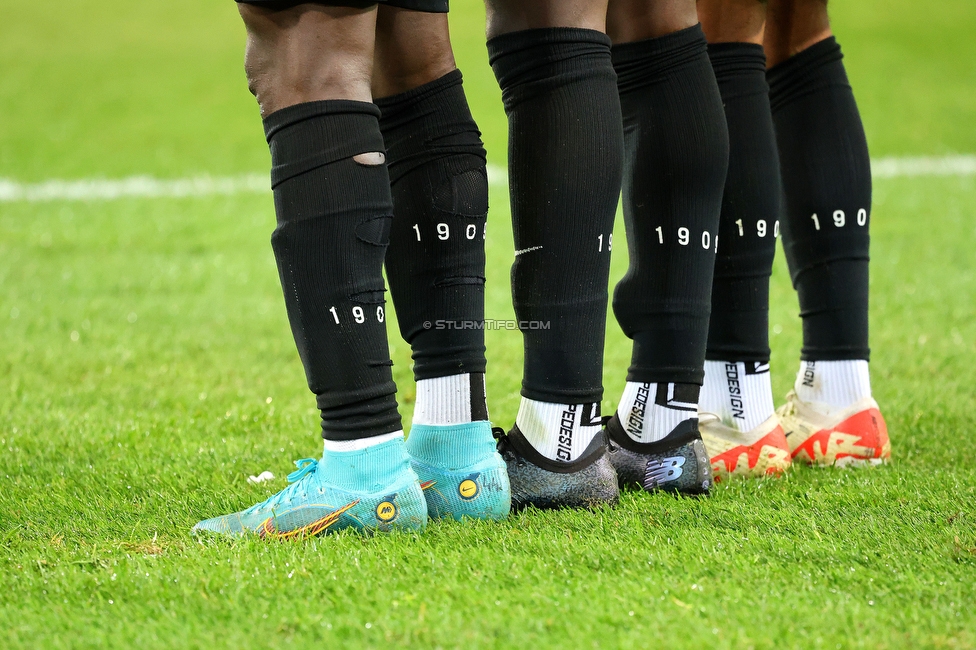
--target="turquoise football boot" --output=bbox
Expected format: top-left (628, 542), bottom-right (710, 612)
top-left (405, 421), bottom-right (511, 521)
top-left (192, 436), bottom-right (427, 538)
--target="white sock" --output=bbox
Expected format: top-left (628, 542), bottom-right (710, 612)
top-left (700, 361), bottom-right (775, 431)
top-left (794, 360), bottom-right (871, 411)
top-left (515, 398), bottom-right (601, 463)
top-left (323, 430), bottom-right (403, 453)
top-left (616, 382), bottom-right (698, 445)
top-left (413, 373), bottom-right (488, 425)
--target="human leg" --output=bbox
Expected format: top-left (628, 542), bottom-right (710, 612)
top-left (485, 0), bottom-right (621, 509)
top-left (764, 0), bottom-right (889, 466)
top-left (194, 2), bottom-right (426, 537)
top-left (694, 0), bottom-right (791, 482)
top-left (601, 0), bottom-right (725, 495)
top-left (373, 6), bottom-right (509, 520)
top-left (763, 0), bottom-right (830, 67)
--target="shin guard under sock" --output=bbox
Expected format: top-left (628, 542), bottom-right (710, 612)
top-left (488, 28), bottom-right (623, 407)
top-left (612, 24), bottom-right (729, 386)
top-left (377, 71), bottom-right (489, 397)
top-left (768, 37), bottom-right (871, 361)
top-left (264, 100), bottom-right (401, 441)
top-left (706, 42), bottom-right (780, 364)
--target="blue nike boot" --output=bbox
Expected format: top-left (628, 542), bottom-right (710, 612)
top-left (406, 421), bottom-right (511, 521)
top-left (192, 435), bottom-right (427, 538)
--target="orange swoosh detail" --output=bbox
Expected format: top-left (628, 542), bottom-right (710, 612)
top-left (258, 499), bottom-right (360, 540)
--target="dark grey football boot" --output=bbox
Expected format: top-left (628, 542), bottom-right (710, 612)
top-left (605, 415), bottom-right (712, 496)
top-left (493, 426), bottom-right (619, 510)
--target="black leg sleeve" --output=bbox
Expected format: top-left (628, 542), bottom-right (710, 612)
top-left (705, 42), bottom-right (781, 363)
top-left (377, 70), bottom-right (489, 382)
top-left (768, 37), bottom-right (871, 361)
top-left (488, 28), bottom-right (624, 404)
top-left (264, 100), bottom-right (402, 440)
top-left (612, 25), bottom-right (730, 386)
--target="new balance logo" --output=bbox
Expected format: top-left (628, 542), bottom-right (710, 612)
top-left (644, 456), bottom-right (685, 488)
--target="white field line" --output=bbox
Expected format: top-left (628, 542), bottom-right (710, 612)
top-left (871, 155), bottom-right (976, 178)
top-left (0, 174), bottom-right (269, 203)
top-left (0, 156), bottom-right (973, 204)
top-left (486, 163), bottom-right (507, 188)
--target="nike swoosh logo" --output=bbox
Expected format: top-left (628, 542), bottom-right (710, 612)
top-left (257, 500), bottom-right (360, 540)
top-left (515, 245), bottom-right (543, 256)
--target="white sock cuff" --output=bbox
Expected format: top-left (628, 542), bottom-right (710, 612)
top-left (617, 382), bottom-right (698, 444)
top-left (701, 361), bottom-right (775, 431)
top-left (515, 398), bottom-right (600, 462)
top-left (794, 359), bottom-right (871, 411)
top-left (413, 374), bottom-right (475, 426)
top-left (323, 430), bottom-right (403, 453)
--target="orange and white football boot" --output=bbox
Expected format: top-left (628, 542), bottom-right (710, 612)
top-left (776, 391), bottom-right (890, 467)
top-left (699, 412), bottom-right (792, 482)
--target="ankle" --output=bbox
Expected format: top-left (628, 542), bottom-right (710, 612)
top-left (514, 398), bottom-right (602, 463)
top-left (793, 359), bottom-right (871, 410)
top-left (700, 360), bottom-right (775, 430)
top-left (616, 381), bottom-right (699, 444)
top-left (405, 422), bottom-right (495, 469)
top-left (412, 373), bottom-right (488, 426)
top-left (318, 433), bottom-right (411, 493)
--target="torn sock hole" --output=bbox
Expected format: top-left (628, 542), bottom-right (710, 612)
top-left (353, 151), bottom-right (386, 166)
top-left (434, 275), bottom-right (486, 288)
top-left (350, 290), bottom-right (386, 305)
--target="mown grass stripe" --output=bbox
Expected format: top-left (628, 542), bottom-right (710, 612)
top-left (1, 156), bottom-right (974, 203)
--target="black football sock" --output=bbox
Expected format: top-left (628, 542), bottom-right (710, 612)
top-left (705, 42), bottom-right (780, 365)
top-left (698, 43), bottom-right (780, 432)
top-left (264, 100), bottom-right (401, 441)
top-left (488, 28), bottom-right (622, 407)
top-left (611, 25), bottom-right (729, 388)
top-left (489, 27), bottom-right (622, 463)
top-left (376, 70), bottom-right (489, 422)
top-left (768, 36), bottom-right (871, 361)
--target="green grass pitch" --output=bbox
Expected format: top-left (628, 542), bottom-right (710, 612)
top-left (2, 0), bottom-right (975, 647)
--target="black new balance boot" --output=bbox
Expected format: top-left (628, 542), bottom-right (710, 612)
top-left (605, 416), bottom-right (712, 496)
top-left (494, 426), bottom-right (619, 510)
